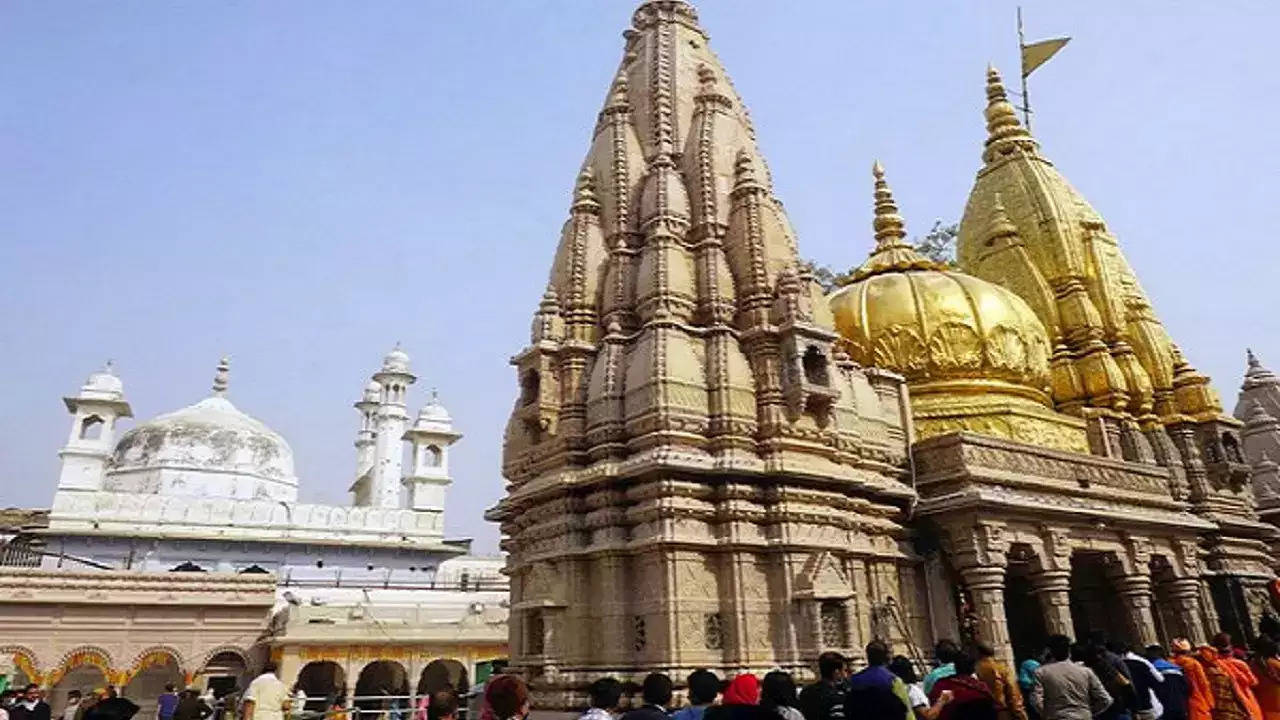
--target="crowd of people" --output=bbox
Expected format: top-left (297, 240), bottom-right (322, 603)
top-left (462, 629), bottom-right (1280, 720)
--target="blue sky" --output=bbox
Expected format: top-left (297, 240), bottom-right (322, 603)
top-left (3, 1), bottom-right (1278, 552)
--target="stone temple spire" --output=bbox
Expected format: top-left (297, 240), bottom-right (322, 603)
top-left (491, 3), bottom-right (916, 702)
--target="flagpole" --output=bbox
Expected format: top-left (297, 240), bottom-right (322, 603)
top-left (1017, 6), bottom-right (1032, 131)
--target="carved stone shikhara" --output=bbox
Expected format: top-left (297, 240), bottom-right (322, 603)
top-left (491, 1), bottom-right (1277, 708)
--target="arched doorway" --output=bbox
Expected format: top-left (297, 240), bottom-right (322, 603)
top-left (124, 655), bottom-right (184, 720)
top-left (416, 659), bottom-right (469, 696)
top-left (354, 660), bottom-right (409, 714)
top-left (49, 665), bottom-right (108, 716)
top-left (1070, 551), bottom-right (1129, 643)
top-left (296, 661), bottom-right (347, 712)
top-left (198, 650), bottom-right (250, 700)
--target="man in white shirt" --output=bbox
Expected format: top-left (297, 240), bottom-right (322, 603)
top-left (242, 664), bottom-right (290, 720)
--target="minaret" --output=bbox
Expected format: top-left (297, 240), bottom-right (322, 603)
top-left (401, 390), bottom-right (462, 515)
top-left (370, 345), bottom-right (415, 508)
top-left (354, 379), bottom-right (380, 481)
top-left (57, 362), bottom-right (133, 492)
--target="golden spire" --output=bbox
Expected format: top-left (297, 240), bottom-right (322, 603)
top-left (849, 161), bottom-right (942, 282)
top-left (983, 65), bottom-right (1039, 164)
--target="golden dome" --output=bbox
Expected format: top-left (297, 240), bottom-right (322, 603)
top-left (830, 163), bottom-right (1052, 397)
top-left (828, 163), bottom-right (1087, 453)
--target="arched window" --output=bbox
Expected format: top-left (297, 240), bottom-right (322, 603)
top-left (80, 415), bottom-right (104, 440)
top-left (426, 446), bottom-right (443, 467)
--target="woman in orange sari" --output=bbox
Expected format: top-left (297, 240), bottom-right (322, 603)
top-left (1252, 635), bottom-right (1280, 720)
top-left (1197, 645), bottom-right (1260, 720)
top-left (1173, 639), bottom-right (1216, 720)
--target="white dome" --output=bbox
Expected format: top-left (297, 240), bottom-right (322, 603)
top-left (77, 364), bottom-right (125, 400)
top-left (106, 395), bottom-right (298, 502)
top-left (361, 379), bottom-right (381, 402)
top-left (382, 345), bottom-right (411, 372)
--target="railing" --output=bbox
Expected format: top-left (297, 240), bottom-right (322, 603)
top-left (279, 573), bottom-right (507, 592)
top-left (0, 546), bottom-right (113, 570)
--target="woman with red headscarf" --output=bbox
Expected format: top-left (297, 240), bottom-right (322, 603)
top-left (704, 675), bottom-right (773, 720)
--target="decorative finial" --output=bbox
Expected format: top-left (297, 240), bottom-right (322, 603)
top-left (539, 284), bottom-right (561, 313)
top-left (606, 72), bottom-right (630, 111)
top-left (572, 168), bottom-right (600, 213)
top-left (982, 65), bottom-right (1037, 164)
top-left (871, 160), bottom-right (908, 248)
top-left (1248, 348), bottom-right (1261, 369)
top-left (733, 150), bottom-right (761, 191)
top-left (104, 359), bottom-right (116, 375)
top-left (431, 387), bottom-right (439, 403)
top-left (212, 357), bottom-right (230, 396)
top-left (697, 64), bottom-right (716, 89)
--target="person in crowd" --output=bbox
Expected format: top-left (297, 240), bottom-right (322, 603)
top-left (288, 689), bottom-right (305, 720)
top-left (930, 651), bottom-right (996, 720)
top-left (706, 674), bottom-right (772, 720)
top-left (1016, 660), bottom-right (1041, 720)
top-left (798, 652), bottom-right (847, 720)
top-left (580, 678), bottom-right (622, 720)
top-left (327, 697), bottom-right (348, 720)
top-left (846, 641), bottom-right (912, 720)
top-left (87, 687), bottom-right (139, 720)
top-left (74, 689), bottom-right (106, 720)
top-left (974, 644), bottom-right (1027, 720)
top-left (1084, 643), bottom-right (1134, 720)
top-left (1120, 643), bottom-right (1165, 720)
top-left (1251, 635), bottom-right (1280, 720)
top-left (1195, 643), bottom-right (1259, 720)
top-left (10, 684), bottom-right (51, 720)
top-left (426, 691), bottom-right (458, 720)
top-left (1031, 635), bottom-right (1112, 720)
top-left (0, 690), bottom-right (15, 720)
top-left (1146, 645), bottom-right (1190, 720)
top-left (621, 674), bottom-right (672, 720)
top-left (889, 656), bottom-right (930, 720)
top-left (761, 672), bottom-right (803, 720)
top-left (1171, 640), bottom-right (1215, 720)
top-left (157, 686), bottom-right (180, 720)
top-left (673, 670), bottom-right (719, 720)
top-left (173, 689), bottom-right (212, 720)
top-left (484, 675), bottom-right (529, 720)
top-left (924, 642), bottom-right (962, 696)
top-left (242, 664), bottom-right (289, 720)
top-left (1213, 635), bottom-right (1262, 720)
top-left (62, 691), bottom-right (83, 720)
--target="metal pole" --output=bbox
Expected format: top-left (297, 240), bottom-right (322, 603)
top-left (1018, 6), bottom-right (1032, 131)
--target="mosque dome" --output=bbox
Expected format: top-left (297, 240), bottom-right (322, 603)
top-left (828, 164), bottom-right (1086, 452)
top-left (382, 344), bottom-right (411, 373)
top-left (105, 359), bottom-right (298, 502)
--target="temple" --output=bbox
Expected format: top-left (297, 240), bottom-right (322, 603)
top-left (491, 0), bottom-right (1279, 708)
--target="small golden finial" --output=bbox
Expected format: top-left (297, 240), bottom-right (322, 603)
top-left (982, 65), bottom-right (1036, 164)
top-left (871, 160), bottom-right (907, 248)
top-left (211, 357), bottom-right (230, 396)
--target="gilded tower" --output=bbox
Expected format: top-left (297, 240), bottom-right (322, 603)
top-left (488, 1), bottom-right (930, 706)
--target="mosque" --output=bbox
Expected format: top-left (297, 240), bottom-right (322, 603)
top-left (0, 348), bottom-right (507, 714)
top-left (488, 0), bottom-right (1280, 709)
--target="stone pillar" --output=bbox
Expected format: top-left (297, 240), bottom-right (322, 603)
top-left (1029, 569), bottom-right (1075, 638)
top-left (960, 565), bottom-right (1014, 665)
top-left (1114, 574), bottom-right (1159, 647)
top-left (1162, 577), bottom-right (1208, 645)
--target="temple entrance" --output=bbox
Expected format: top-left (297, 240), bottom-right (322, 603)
top-left (198, 651), bottom-right (249, 699)
top-left (1003, 572), bottom-right (1048, 663)
top-left (296, 661), bottom-right (346, 711)
top-left (124, 657), bottom-right (184, 720)
top-left (417, 659), bottom-right (469, 696)
top-left (49, 665), bottom-right (108, 716)
top-left (1070, 552), bottom-right (1128, 644)
top-left (354, 660), bottom-right (409, 714)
